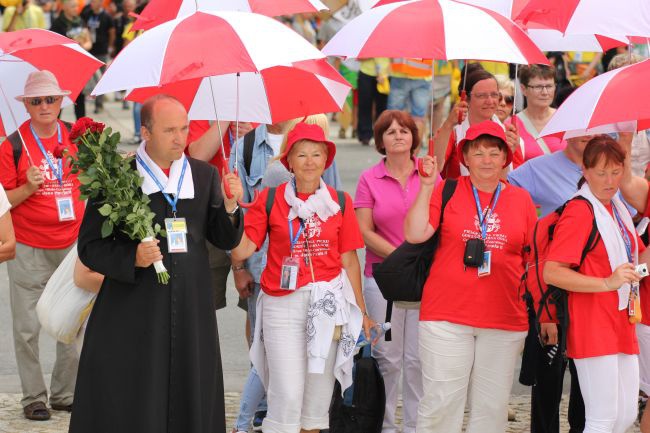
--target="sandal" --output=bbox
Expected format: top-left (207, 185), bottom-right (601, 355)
top-left (23, 401), bottom-right (51, 421)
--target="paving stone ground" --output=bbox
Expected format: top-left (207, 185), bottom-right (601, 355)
top-left (0, 392), bottom-right (642, 432)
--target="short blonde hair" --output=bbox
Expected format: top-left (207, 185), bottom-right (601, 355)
top-left (494, 74), bottom-right (514, 94)
top-left (277, 114), bottom-right (330, 160)
top-left (608, 53), bottom-right (643, 71)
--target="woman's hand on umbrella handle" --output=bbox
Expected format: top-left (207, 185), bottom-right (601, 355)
top-left (418, 155), bottom-right (438, 183)
top-left (457, 90), bottom-right (468, 124)
top-left (505, 123), bottom-right (520, 154)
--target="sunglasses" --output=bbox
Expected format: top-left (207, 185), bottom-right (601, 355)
top-left (502, 95), bottom-right (514, 104)
top-left (26, 96), bottom-right (62, 106)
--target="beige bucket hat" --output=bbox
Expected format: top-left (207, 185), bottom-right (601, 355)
top-left (15, 70), bottom-right (71, 101)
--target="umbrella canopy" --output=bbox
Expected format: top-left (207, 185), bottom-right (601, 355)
top-left (124, 59), bottom-right (351, 124)
top-left (459, 0), bottom-right (629, 52)
top-left (92, 10), bottom-right (325, 96)
top-left (516, 0), bottom-right (650, 39)
top-left (540, 59), bottom-right (650, 139)
top-left (0, 29), bottom-right (103, 136)
top-left (322, 0), bottom-right (548, 65)
top-left (132, 0), bottom-right (329, 31)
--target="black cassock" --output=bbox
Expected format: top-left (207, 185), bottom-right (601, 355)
top-left (69, 158), bottom-right (243, 433)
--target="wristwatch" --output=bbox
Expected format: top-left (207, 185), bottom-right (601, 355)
top-left (231, 264), bottom-right (246, 272)
top-left (227, 204), bottom-right (240, 216)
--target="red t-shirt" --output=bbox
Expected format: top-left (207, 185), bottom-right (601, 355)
top-left (244, 183), bottom-right (364, 297)
top-left (0, 121), bottom-right (83, 249)
top-left (420, 177), bottom-right (537, 331)
top-left (547, 199), bottom-right (642, 358)
top-left (641, 278), bottom-right (650, 327)
top-left (441, 131), bottom-right (461, 179)
top-left (185, 120), bottom-right (231, 174)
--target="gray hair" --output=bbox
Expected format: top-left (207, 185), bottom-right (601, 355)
top-left (608, 53), bottom-right (643, 71)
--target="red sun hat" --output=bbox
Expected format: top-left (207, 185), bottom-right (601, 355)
top-left (457, 120), bottom-right (513, 168)
top-left (280, 122), bottom-right (337, 170)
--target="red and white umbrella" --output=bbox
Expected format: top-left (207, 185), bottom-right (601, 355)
top-left (0, 29), bottom-right (103, 136)
top-left (322, 0), bottom-right (548, 65)
top-left (124, 59), bottom-right (351, 124)
top-left (92, 10), bottom-right (325, 96)
top-left (459, 0), bottom-right (629, 52)
top-left (515, 0), bottom-right (650, 39)
top-left (132, 0), bottom-right (328, 31)
top-left (540, 59), bottom-right (650, 139)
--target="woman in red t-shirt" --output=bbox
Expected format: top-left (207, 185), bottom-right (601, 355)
top-left (432, 64), bottom-right (520, 179)
top-left (405, 120), bottom-right (537, 433)
top-left (545, 136), bottom-right (649, 433)
top-left (231, 122), bottom-right (373, 433)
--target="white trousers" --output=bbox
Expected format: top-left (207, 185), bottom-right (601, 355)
top-left (364, 276), bottom-right (422, 433)
top-left (574, 354), bottom-right (639, 433)
top-left (417, 321), bottom-right (526, 433)
top-left (637, 324), bottom-right (650, 395)
top-left (261, 289), bottom-right (338, 433)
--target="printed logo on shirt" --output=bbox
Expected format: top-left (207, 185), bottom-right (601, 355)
top-left (292, 215), bottom-right (329, 260)
top-left (461, 209), bottom-right (508, 251)
top-left (36, 154), bottom-right (75, 198)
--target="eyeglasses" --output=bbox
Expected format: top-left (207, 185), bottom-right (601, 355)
top-left (469, 92), bottom-right (501, 100)
top-left (26, 96), bottom-right (62, 106)
top-left (526, 84), bottom-right (556, 93)
top-left (502, 95), bottom-right (514, 104)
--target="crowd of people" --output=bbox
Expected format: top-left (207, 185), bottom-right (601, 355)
top-left (4, 2), bottom-right (650, 433)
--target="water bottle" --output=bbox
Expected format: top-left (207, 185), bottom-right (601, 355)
top-left (356, 322), bottom-right (391, 347)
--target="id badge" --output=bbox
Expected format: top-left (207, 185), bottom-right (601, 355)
top-left (165, 218), bottom-right (188, 253)
top-left (56, 196), bottom-right (76, 222)
top-left (280, 256), bottom-right (300, 291)
top-left (477, 250), bottom-right (492, 277)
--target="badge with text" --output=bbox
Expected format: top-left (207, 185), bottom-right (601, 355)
top-left (280, 256), bottom-right (300, 291)
top-left (56, 196), bottom-right (76, 222)
top-left (477, 250), bottom-right (492, 277)
top-left (165, 218), bottom-right (188, 253)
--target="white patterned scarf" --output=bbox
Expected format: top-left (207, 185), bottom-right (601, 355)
top-left (284, 177), bottom-right (340, 222)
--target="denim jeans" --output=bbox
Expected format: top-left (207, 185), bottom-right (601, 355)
top-left (387, 77), bottom-right (432, 118)
top-left (234, 283), bottom-right (267, 431)
top-left (133, 102), bottom-right (142, 138)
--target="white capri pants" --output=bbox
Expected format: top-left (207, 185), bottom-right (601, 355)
top-left (417, 320), bottom-right (526, 433)
top-left (574, 354), bottom-right (639, 433)
top-left (364, 276), bottom-right (422, 433)
top-left (637, 324), bottom-right (650, 395)
top-left (261, 289), bottom-right (338, 433)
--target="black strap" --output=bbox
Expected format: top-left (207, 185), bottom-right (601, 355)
top-left (243, 129), bottom-right (256, 175)
top-left (383, 179), bottom-right (457, 342)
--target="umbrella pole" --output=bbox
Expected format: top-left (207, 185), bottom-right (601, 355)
top-left (458, 61), bottom-right (468, 124)
top-left (0, 83), bottom-right (35, 166)
top-left (513, 64), bottom-right (519, 116)
top-left (428, 61), bottom-right (435, 147)
top-left (206, 76), bottom-right (227, 163)
top-left (235, 73), bottom-right (240, 169)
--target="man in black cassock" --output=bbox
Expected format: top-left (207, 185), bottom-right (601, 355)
top-left (69, 94), bottom-right (244, 433)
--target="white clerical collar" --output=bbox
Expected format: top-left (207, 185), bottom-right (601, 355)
top-left (135, 141), bottom-right (194, 199)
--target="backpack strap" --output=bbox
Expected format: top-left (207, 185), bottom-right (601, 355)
top-left (265, 187), bottom-right (277, 225)
top-left (7, 131), bottom-right (22, 169)
top-left (243, 129), bottom-right (256, 175)
top-left (384, 178), bottom-right (457, 342)
top-left (336, 190), bottom-right (346, 214)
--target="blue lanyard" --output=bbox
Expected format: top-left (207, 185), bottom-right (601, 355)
top-left (612, 205), bottom-right (633, 263)
top-left (288, 218), bottom-right (305, 254)
top-left (30, 123), bottom-right (63, 186)
top-left (135, 155), bottom-right (188, 214)
top-left (472, 183), bottom-right (502, 240)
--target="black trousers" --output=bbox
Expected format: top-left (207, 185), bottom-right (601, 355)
top-left (74, 93), bottom-right (86, 120)
top-left (357, 71), bottom-right (387, 142)
top-left (531, 334), bottom-right (585, 433)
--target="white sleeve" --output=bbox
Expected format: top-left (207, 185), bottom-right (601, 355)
top-left (0, 184), bottom-right (11, 217)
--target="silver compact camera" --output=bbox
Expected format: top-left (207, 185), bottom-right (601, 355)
top-left (636, 263), bottom-right (649, 278)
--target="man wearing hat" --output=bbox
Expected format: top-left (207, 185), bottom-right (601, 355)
top-left (0, 70), bottom-right (83, 421)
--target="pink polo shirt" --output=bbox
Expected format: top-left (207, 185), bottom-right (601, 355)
top-left (354, 157), bottom-right (441, 277)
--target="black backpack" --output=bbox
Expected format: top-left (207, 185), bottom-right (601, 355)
top-left (329, 345), bottom-right (385, 433)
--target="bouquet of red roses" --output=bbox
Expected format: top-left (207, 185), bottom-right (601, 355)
top-left (69, 117), bottom-right (169, 284)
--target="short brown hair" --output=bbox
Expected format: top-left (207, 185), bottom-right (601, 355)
top-left (518, 64), bottom-right (556, 86)
top-left (140, 94), bottom-right (184, 131)
top-left (578, 135), bottom-right (626, 188)
top-left (373, 110), bottom-right (420, 156)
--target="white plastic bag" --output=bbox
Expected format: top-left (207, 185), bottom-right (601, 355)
top-left (36, 246), bottom-right (96, 345)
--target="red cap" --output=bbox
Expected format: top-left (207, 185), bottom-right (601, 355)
top-left (280, 122), bottom-right (336, 170)
top-left (457, 120), bottom-right (512, 168)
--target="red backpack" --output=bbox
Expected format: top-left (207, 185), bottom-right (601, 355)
top-left (519, 196), bottom-right (600, 385)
